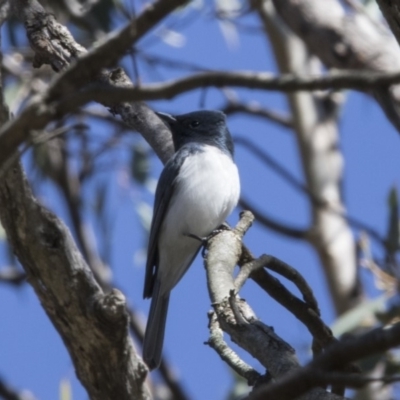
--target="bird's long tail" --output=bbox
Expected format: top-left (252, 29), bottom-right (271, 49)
top-left (143, 280), bottom-right (170, 370)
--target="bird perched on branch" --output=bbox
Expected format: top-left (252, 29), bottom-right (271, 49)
top-left (143, 110), bottom-right (240, 370)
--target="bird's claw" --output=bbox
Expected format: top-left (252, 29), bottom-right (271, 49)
top-left (185, 233), bottom-right (206, 243)
top-left (185, 225), bottom-right (230, 257)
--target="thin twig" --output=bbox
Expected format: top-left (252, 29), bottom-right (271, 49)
top-left (222, 101), bottom-right (293, 129)
top-left (236, 137), bottom-right (385, 247)
top-left (237, 250), bottom-right (337, 351)
top-left (206, 311), bottom-right (261, 385)
top-left (240, 198), bottom-right (308, 239)
top-left (264, 255), bottom-right (320, 313)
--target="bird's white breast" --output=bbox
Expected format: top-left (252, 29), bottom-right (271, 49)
top-left (157, 145), bottom-right (240, 293)
top-left (170, 145), bottom-right (240, 236)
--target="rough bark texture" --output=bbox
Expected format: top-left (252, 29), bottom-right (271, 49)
top-left (0, 24), bottom-right (150, 392)
top-left (0, 0), bottom-right (187, 398)
top-left (254, 2), bottom-right (394, 398)
top-left (0, 159), bottom-right (150, 400)
top-left (205, 214), bottom-right (345, 400)
top-left (0, 0), bottom-right (179, 170)
top-left (249, 320), bottom-right (400, 400)
top-left (0, 0), bottom-right (398, 398)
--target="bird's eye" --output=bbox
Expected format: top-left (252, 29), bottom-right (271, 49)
top-left (189, 120), bottom-right (200, 128)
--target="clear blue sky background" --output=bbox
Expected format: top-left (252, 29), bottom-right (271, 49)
top-left (1, 2), bottom-right (400, 399)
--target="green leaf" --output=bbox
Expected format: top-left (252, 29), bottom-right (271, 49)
top-left (331, 294), bottom-right (389, 337)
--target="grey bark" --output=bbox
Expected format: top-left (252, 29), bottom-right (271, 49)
top-left (254, 0), bottom-right (360, 315)
top-left (272, 0), bottom-right (400, 134)
top-left (0, 105), bottom-right (150, 400)
top-left (205, 213), bottom-right (347, 400)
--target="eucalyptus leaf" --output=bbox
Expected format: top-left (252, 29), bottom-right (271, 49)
top-left (331, 294), bottom-right (389, 337)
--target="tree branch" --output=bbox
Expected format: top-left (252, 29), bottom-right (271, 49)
top-left (0, 0), bottom-right (185, 169)
top-left (0, 159), bottom-right (151, 399)
top-left (4, 65), bottom-right (400, 171)
top-left (221, 100), bottom-right (293, 129)
top-left (39, 136), bottom-right (190, 400)
top-left (249, 322), bottom-right (400, 400)
top-left (236, 137), bottom-right (385, 247)
top-left (270, 0), bottom-right (400, 134)
top-left (206, 311), bottom-right (261, 385)
top-left (0, 1), bottom-right (191, 398)
top-left (204, 212), bottom-right (345, 400)
top-left (236, 249), bottom-right (338, 355)
top-left (254, 1), bottom-right (361, 316)
top-left (240, 197), bottom-right (309, 239)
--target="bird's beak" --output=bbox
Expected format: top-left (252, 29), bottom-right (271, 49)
top-left (155, 112), bottom-right (177, 127)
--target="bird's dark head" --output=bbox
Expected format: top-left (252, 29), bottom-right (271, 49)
top-left (156, 110), bottom-right (234, 157)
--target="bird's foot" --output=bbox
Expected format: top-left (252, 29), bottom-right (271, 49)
top-left (209, 223), bottom-right (230, 238)
top-left (185, 224), bottom-right (231, 257)
top-left (185, 233), bottom-right (206, 243)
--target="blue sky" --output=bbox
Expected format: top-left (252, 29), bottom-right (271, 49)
top-left (1, 2), bottom-right (400, 399)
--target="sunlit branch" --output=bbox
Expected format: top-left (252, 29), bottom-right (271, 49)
top-left (3, 64), bottom-right (400, 170)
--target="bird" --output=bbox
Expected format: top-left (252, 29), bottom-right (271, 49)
top-left (142, 110), bottom-right (240, 370)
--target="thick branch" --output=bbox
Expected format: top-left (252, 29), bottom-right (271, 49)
top-left (270, 0), bottom-right (400, 133)
top-left (4, 67), bottom-right (400, 172)
top-left (254, 1), bottom-right (360, 315)
top-left (40, 68), bottom-right (400, 104)
top-left (0, 0), bottom-right (184, 169)
top-left (0, 1), bottom-right (193, 398)
top-left (204, 214), bottom-right (344, 400)
top-left (249, 322), bottom-right (400, 400)
top-left (40, 137), bottom-right (189, 400)
top-left (0, 162), bottom-right (150, 400)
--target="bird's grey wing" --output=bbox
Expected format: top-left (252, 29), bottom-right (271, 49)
top-left (143, 151), bottom-right (187, 298)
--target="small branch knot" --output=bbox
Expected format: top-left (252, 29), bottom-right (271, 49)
top-left (108, 67), bottom-right (131, 87)
top-left (95, 289), bottom-right (128, 324)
